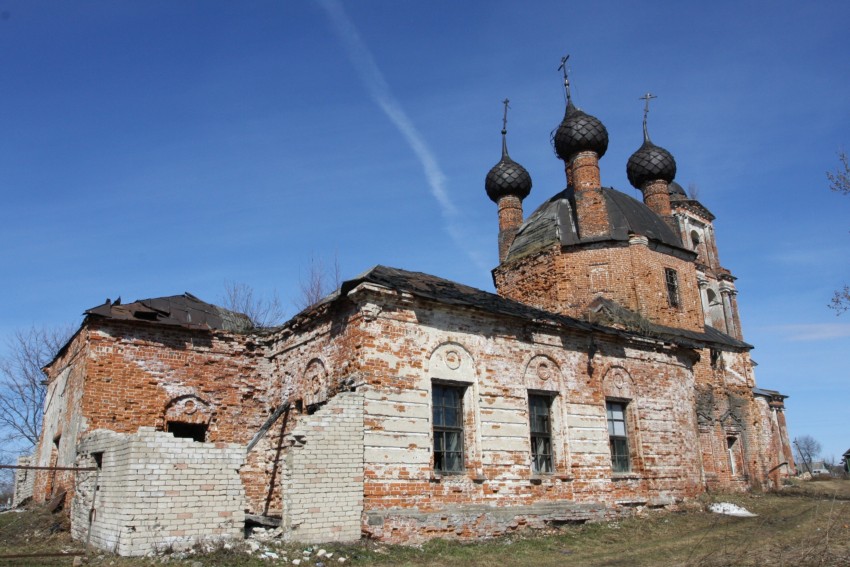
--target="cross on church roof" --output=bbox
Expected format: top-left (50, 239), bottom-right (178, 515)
top-left (558, 54), bottom-right (571, 102)
top-left (501, 98), bottom-right (510, 134)
top-left (640, 92), bottom-right (657, 142)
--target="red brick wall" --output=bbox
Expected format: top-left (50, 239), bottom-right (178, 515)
top-left (32, 328), bottom-right (91, 505)
top-left (494, 240), bottom-right (704, 331)
top-left (352, 287), bottom-right (705, 543)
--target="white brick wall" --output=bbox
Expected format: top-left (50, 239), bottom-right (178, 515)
top-left (282, 391), bottom-right (364, 543)
top-left (71, 428), bottom-right (245, 556)
top-left (12, 455), bottom-right (34, 507)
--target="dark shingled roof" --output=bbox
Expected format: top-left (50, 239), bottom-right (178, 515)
top-left (341, 265), bottom-right (751, 350)
top-left (752, 387), bottom-right (789, 400)
top-left (506, 187), bottom-right (688, 262)
top-left (85, 293), bottom-right (251, 332)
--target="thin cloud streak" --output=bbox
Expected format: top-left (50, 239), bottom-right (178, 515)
top-left (317, 0), bottom-right (487, 269)
top-left (767, 323), bottom-right (850, 342)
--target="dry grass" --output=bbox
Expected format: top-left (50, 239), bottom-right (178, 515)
top-left (2, 482), bottom-right (849, 566)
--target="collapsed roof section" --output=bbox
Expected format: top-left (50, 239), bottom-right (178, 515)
top-left (85, 293), bottom-right (252, 332)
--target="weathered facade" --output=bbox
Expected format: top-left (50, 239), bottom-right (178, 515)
top-left (22, 81), bottom-right (794, 554)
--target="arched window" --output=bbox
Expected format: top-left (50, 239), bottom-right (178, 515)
top-left (690, 230), bottom-right (701, 250)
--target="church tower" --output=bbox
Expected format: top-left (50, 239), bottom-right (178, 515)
top-left (485, 99), bottom-right (532, 263)
top-left (491, 62), bottom-right (703, 333)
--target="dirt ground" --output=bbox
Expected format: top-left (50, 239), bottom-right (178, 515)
top-left (2, 480), bottom-right (849, 566)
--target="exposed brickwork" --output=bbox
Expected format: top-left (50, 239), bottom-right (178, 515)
top-left (497, 195), bottom-right (523, 263)
top-left (641, 179), bottom-right (672, 217)
top-left (71, 428), bottom-right (245, 556)
top-left (32, 328), bottom-right (90, 506)
top-left (282, 391), bottom-right (364, 543)
top-left (27, 269), bottom-right (790, 549)
top-left (569, 151), bottom-right (610, 238)
top-left (31, 320), bottom-right (281, 515)
top-left (12, 456), bottom-right (34, 507)
top-left (494, 239), bottom-right (704, 332)
top-left (351, 285), bottom-right (704, 543)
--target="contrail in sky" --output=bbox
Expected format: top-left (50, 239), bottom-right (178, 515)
top-left (316, 0), bottom-right (487, 270)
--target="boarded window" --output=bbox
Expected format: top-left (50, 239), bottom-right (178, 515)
top-left (529, 395), bottom-right (554, 474)
top-left (432, 384), bottom-right (464, 473)
top-left (607, 401), bottom-right (630, 473)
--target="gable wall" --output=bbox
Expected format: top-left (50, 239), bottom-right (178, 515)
top-left (33, 319), bottom-right (281, 515)
top-left (32, 328), bottom-right (90, 505)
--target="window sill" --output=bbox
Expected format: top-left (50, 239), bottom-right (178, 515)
top-left (430, 471), bottom-right (466, 482)
top-left (530, 474), bottom-right (573, 484)
top-left (611, 473), bottom-right (640, 481)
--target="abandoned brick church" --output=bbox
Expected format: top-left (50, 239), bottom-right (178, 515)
top-left (17, 76), bottom-right (795, 555)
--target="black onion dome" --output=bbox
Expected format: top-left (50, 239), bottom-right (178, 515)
top-left (668, 180), bottom-right (687, 201)
top-left (485, 136), bottom-right (532, 203)
top-left (626, 140), bottom-right (677, 189)
top-left (553, 100), bottom-right (609, 161)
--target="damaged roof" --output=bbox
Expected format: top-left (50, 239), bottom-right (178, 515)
top-left (341, 265), bottom-right (751, 351)
top-left (506, 187), bottom-right (691, 262)
top-left (752, 387), bottom-right (789, 400)
top-left (85, 293), bottom-right (251, 332)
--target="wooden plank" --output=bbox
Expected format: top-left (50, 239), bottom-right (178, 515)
top-left (246, 403), bottom-right (290, 453)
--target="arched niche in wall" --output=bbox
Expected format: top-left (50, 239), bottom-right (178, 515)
top-left (427, 342), bottom-right (480, 476)
top-left (523, 354), bottom-right (562, 393)
top-left (302, 358), bottom-right (330, 408)
top-left (601, 365), bottom-right (636, 400)
top-left (164, 395), bottom-right (212, 442)
top-left (428, 342), bottom-right (475, 384)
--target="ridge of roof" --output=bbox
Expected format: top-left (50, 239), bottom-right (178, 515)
top-left (344, 265), bottom-right (750, 351)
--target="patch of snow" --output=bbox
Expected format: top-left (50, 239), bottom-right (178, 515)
top-left (709, 502), bottom-right (757, 517)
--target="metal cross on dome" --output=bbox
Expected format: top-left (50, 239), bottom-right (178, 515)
top-left (501, 98), bottom-right (510, 134)
top-left (640, 92), bottom-right (657, 140)
top-left (640, 92), bottom-right (657, 123)
top-left (558, 54), bottom-right (571, 102)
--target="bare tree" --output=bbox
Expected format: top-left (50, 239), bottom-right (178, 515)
top-left (830, 285), bottom-right (850, 315)
top-left (220, 281), bottom-right (286, 330)
top-left (794, 435), bottom-right (822, 474)
top-left (0, 326), bottom-right (74, 451)
top-left (828, 151), bottom-right (850, 314)
top-left (827, 150), bottom-right (849, 195)
top-left (296, 255), bottom-right (341, 312)
top-left (687, 183), bottom-right (701, 200)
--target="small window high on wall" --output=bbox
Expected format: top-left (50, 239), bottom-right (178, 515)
top-left (432, 384), bottom-right (464, 473)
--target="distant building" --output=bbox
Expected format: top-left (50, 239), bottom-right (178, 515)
top-left (21, 73), bottom-right (794, 555)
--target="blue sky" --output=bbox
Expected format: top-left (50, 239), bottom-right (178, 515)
top-left (1, 1), bottom-right (848, 461)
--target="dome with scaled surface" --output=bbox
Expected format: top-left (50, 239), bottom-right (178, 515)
top-left (553, 100), bottom-right (609, 161)
top-left (485, 130), bottom-right (532, 203)
top-left (627, 139), bottom-right (677, 189)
